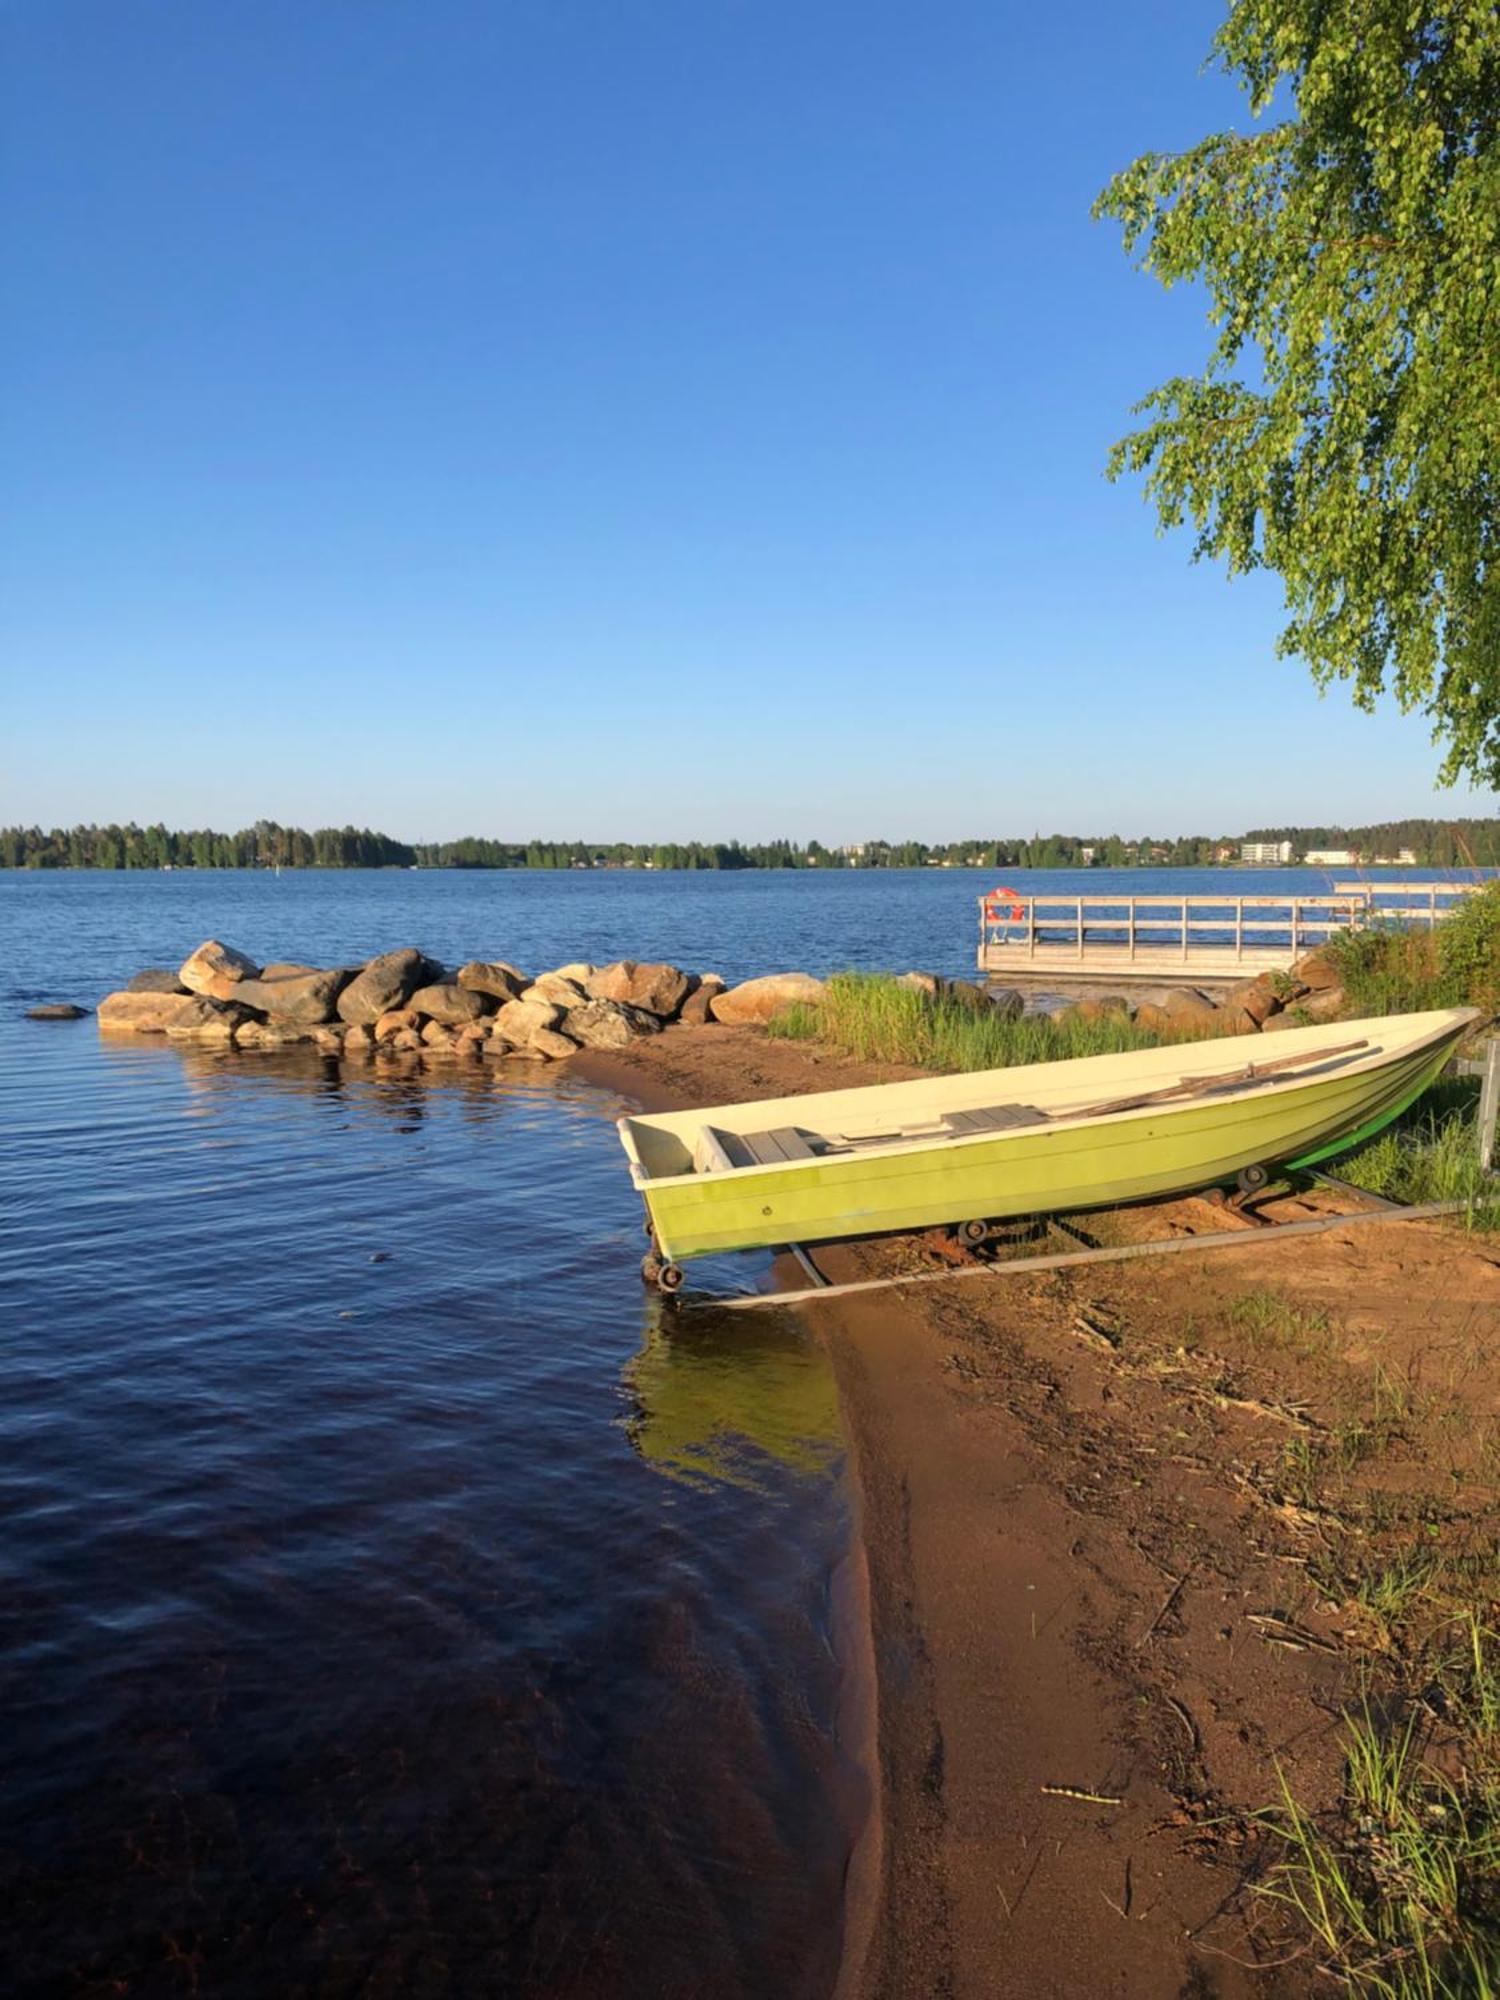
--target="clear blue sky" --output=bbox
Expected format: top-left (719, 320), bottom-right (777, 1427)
top-left (3, 0), bottom-right (1492, 842)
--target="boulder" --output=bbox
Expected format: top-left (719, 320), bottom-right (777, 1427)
top-left (420, 1020), bottom-right (458, 1050)
top-left (374, 1008), bottom-right (423, 1044)
top-left (677, 977), bottom-right (726, 1027)
top-left (1259, 1010), bottom-right (1305, 1033)
top-left (530, 1027), bottom-right (580, 1060)
top-left (492, 996), bottom-right (563, 1045)
top-left (1162, 987), bottom-right (1218, 1023)
top-left (1134, 1002), bottom-right (1173, 1036)
top-left (179, 939), bottom-right (260, 996)
top-left (390, 1027), bottom-right (424, 1051)
top-left (1223, 973), bottom-right (1281, 1025)
top-left (163, 997), bottom-right (253, 1042)
top-left (313, 1026), bottom-right (346, 1054)
top-left (27, 1002), bottom-right (89, 1019)
top-left (524, 972), bottom-right (590, 1011)
top-left (453, 1022), bottom-right (491, 1054)
top-left (987, 986), bottom-right (1025, 1020)
top-left (127, 969), bottom-right (188, 994)
top-left (98, 989), bottom-right (204, 1034)
top-left (408, 982), bottom-right (490, 1025)
top-left (261, 962), bottom-right (319, 978)
top-left (552, 962), bottom-right (595, 985)
top-left (709, 973), bottom-right (826, 1025)
top-left (234, 967), bottom-right (350, 1026)
top-left (586, 960), bottom-right (692, 1019)
top-left (1290, 948), bottom-right (1344, 993)
top-left (341, 1023), bottom-right (375, 1053)
top-left (944, 980), bottom-right (992, 1014)
top-left (1070, 995), bottom-right (1131, 1023)
top-left (1220, 1005), bottom-right (1263, 1036)
top-left (562, 999), bottom-right (664, 1049)
top-left (1294, 984), bottom-right (1348, 1023)
top-left (337, 948), bottom-right (438, 1025)
top-left (897, 971), bottom-right (942, 996)
top-left (456, 960), bottom-right (529, 1003)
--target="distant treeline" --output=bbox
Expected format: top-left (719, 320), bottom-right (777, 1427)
top-left (5, 818), bottom-right (1500, 872)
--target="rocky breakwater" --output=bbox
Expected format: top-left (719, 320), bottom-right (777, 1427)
top-left (1034, 948), bottom-right (1353, 1037)
top-left (95, 942), bottom-right (828, 1064)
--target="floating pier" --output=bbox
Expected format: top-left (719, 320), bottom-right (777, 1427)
top-left (977, 883), bottom-right (1485, 985)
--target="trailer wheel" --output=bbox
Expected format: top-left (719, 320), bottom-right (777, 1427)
top-left (657, 1263), bottom-right (685, 1294)
top-left (1237, 1163), bottom-right (1271, 1197)
top-left (955, 1218), bottom-right (990, 1247)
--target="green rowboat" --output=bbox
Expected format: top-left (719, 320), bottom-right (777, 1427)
top-left (618, 1008), bottom-right (1480, 1281)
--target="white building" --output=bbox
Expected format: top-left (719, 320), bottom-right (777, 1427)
top-left (1302, 848), bottom-right (1356, 867)
top-left (1240, 840), bottom-right (1294, 865)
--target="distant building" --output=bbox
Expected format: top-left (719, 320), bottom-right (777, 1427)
top-left (1241, 840), bottom-right (1294, 865)
top-left (1080, 846), bottom-right (1097, 866)
top-left (1303, 848), bottom-right (1357, 867)
top-left (1370, 848), bottom-right (1418, 866)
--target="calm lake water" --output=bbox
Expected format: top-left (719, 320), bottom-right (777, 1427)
top-left (1, 864), bottom-right (1481, 1996)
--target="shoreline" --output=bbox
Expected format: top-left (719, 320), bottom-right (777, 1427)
top-left (575, 1023), bottom-right (1500, 1997)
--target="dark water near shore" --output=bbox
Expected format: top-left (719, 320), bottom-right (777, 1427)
top-left (2, 864), bottom-right (1484, 1996)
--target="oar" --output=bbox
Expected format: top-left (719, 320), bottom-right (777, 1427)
top-left (1063, 1039), bottom-right (1371, 1122)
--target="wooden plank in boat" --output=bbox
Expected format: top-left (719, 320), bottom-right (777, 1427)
top-left (943, 1104), bottom-right (1049, 1135)
top-left (739, 1126), bottom-right (820, 1165)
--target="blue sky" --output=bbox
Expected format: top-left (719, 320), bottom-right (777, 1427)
top-left (3, 0), bottom-right (1492, 842)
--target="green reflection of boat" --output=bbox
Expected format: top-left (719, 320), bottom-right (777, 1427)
top-left (624, 1301), bottom-right (842, 1492)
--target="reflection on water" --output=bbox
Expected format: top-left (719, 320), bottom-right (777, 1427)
top-left (627, 1302), bottom-right (843, 1493)
top-left (3, 1006), bottom-right (855, 1996)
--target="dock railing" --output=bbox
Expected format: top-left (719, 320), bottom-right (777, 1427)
top-left (977, 882), bottom-right (1487, 982)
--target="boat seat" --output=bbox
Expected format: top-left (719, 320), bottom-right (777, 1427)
top-left (941, 1103), bottom-right (1049, 1135)
top-left (732, 1125), bottom-right (822, 1166)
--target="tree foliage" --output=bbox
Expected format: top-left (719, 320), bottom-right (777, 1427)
top-left (1096, 0), bottom-right (1500, 784)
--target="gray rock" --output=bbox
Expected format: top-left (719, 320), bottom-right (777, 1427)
top-left (27, 1002), bottom-right (89, 1019)
top-left (986, 986), bottom-right (1026, 1020)
top-left (491, 996), bottom-right (563, 1044)
top-left (126, 969), bottom-right (188, 994)
top-left (562, 998), bottom-right (664, 1049)
top-left (407, 982), bottom-right (489, 1025)
top-left (336, 948), bottom-right (436, 1025)
top-left (235, 967), bottom-right (351, 1026)
top-left (456, 960), bottom-right (529, 1003)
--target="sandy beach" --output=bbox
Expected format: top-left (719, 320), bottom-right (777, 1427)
top-left (579, 1022), bottom-right (1500, 1999)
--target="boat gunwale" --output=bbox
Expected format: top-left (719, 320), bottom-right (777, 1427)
top-left (619, 1009), bottom-right (1481, 1191)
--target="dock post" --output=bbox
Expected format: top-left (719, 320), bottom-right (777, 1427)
top-left (1480, 1040), bottom-right (1500, 1176)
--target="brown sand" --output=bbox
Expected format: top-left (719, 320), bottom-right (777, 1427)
top-left (578, 1024), bottom-right (1500, 1999)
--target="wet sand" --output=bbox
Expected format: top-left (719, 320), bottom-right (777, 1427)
top-left (579, 1024), bottom-right (1500, 1999)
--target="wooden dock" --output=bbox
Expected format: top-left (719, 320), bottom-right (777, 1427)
top-left (977, 883), bottom-right (1486, 984)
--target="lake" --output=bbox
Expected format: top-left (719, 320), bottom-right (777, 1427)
top-left (1, 864), bottom-right (1479, 1995)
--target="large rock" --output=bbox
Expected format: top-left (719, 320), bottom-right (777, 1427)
top-left (1290, 949), bottom-right (1344, 993)
top-left (164, 997), bottom-right (252, 1043)
top-left (235, 967), bottom-right (350, 1026)
top-left (408, 982), bottom-right (489, 1025)
top-left (987, 986), bottom-right (1025, 1020)
top-left (944, 979), bottom-right (992, 1014)
top-left (98, 990), bottom-right (204, 1034)
top-left (373, 1007), bottom-right (422, 1044)
top-left (897, 970), bottom-right (942, 996)
top-left (336, 948), bottom-right (436, 1024)
top-left (1294, 985), bottom-right (1348, 1023)
top-left (456, 960), bottom-right (529, 1003)
top-left (709, 973), bottom-right (826, 1025)
top-left (127, 969), bottom-right (188, 994)
top-left (1162, 987), bottom-right (1218, 1023)
top-left (492, 997), bottom-right (563, 1045)
top-left (27, 1002), bottom-right (89, 1019)
top-left (1223, 973), bottom-right (1281, 1025)
top-left (552, 962), bottom-right (594, 985)
top-left (586, 960), bottom-right (692, 1019)
top-left (530, 1027), bottom-right (580, 1060)
top-left (1133, 1002), bottom-right (1173, 1036)
top-left (677, 977), bottom-right (726, 1027)
top-left (562, 999), bottom-right (664, 1049)
top-left (179, 939), bottom-right (260, 996)
top-left (524, 972), bottom-right (590, 1011)
top-left (342, 1024), bottom-right (375, 1053)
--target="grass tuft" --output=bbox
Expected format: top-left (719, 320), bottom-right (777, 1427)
top-left (768, 971), bottom-right (1168, 1073)
top-left (1258, 1617), bottom-right (1500, 1998)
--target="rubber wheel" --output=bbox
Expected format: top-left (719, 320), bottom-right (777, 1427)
top-left (657, 1263), bottom-right (685, 1294)
top-left (1237, 1163), bottom-right (1271, 1197)
top-left (956, 1218), bottom-right (990, 1246)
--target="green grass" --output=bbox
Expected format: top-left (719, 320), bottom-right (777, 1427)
top-left (1338, 1081), bottom-right (1498, 1221)
top-left (767, 970), bottom-right (1166, 1072)
top-left (1228, 1286), bottom-right (1336, 1357)
top-left (1327, 884), bottom-right (1500, 1021)
top-left (1259, 1617), bottom-right (1500, 1997)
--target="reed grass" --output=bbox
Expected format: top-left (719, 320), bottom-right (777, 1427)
top-left (767, 971), bottom-right (1163, 1072)
top-left (1338, 1080), bottom-right (1498, 1223)
top-left (1258, 1617), bottom-right (1500, 1998)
